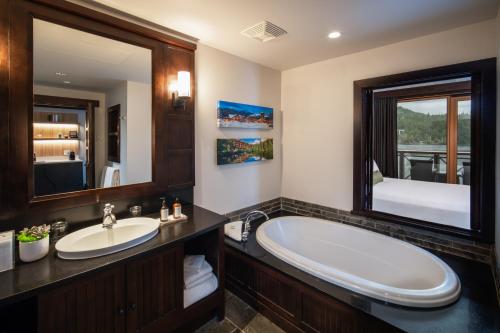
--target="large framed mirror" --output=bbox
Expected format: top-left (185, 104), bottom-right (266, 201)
top-left (33, 19), bottom-right (152, 197)
top-left (353, 59), bottom-right (496, 242)
top-left (1, 0), bottom-right (196, 216)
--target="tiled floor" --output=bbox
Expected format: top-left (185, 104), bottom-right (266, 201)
top-left (195, 290), bottom-right (285, 333)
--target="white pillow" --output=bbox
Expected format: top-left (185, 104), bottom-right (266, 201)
top-left (373, 161), bottom-right (380, 174)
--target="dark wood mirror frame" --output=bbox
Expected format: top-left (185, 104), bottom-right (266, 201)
top-left (353, 58), bottom-right (496, 242)
top-left (0, 0), bottom-right (196, 221)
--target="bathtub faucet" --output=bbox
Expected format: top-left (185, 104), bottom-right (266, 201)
top-left (242, 210), bottom-right (269, 242)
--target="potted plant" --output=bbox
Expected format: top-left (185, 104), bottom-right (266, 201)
top-left (17, 225), bottom-right (50, 262)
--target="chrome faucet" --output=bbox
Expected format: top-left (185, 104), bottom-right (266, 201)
top-left (102, 203), bottom-right (117, 229)
top-left (242, 210), bottom-right (269, 242)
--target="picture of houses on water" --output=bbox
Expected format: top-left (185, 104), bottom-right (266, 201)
top-left (217, 138), bottom-right (273, 165)
top-left (217, 100), bottom-right (273, 129)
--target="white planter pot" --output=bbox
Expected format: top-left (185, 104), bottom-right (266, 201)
top-left (19, 236), bottom-right (49, 262)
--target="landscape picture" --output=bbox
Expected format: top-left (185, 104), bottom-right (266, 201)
top-left (217, 138), bottom-right (273, 165)
top-left (217, 100), bottom-right (273, 129)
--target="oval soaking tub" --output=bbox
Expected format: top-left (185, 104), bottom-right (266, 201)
top-left (256, 216), bottom-right (460, 308)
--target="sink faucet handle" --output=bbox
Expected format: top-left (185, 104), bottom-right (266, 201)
top-left (104, 203), bottom-right (115, 213)
top-left (102, 203), bottom-right (117, 229)
top-left (105, 203), bottom-right (114, 208)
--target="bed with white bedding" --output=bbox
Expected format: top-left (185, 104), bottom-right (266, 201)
top-left (372, 177), bottom-right (470, 229)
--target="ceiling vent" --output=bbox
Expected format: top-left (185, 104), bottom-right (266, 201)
top-left (241, 21), bottom-right (287, 42)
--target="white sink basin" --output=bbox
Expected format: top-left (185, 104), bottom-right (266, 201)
top-left (56, 217), bottom-right (160, 260)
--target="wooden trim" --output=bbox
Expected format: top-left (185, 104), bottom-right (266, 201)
top-left (216, 227), bottom-right (226, 320)
top-left (30, 0), bottom-right (197, 51)
top-left (375, 81), bottom-right (470, 99)
top-left (34, 94), bottom-right (99, 108)
top-left (447, 96), bottom-right (457, 184)
top-left (398, 94), bottom-right (450, 103)
top-left (107, 104), bottom-right (121, 163)
top-left (0, 0), bottom-right (10, 215)
top-left (353, 58), bottom-right (496, 242)
top-left (86, 101), bottom-right (95, 188)
top-left (447, 95), bottom-right (471, 184)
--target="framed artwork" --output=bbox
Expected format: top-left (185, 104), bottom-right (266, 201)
top-left (217, 100), bottom-right (273, 129)
top-left (217, 138), bottom-right (273, 165)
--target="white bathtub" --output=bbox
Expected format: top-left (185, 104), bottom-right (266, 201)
top-left (256, 216), bottom-right (461, 308)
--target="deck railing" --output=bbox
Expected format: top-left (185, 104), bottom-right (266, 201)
top-left (398, 149), bottom-right (471, 181)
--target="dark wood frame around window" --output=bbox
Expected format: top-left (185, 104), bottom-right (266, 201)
top-left (392, 82), bottom-right (471, 184)
top-left (353, 58), bottom-right (496, 242)
top-left (0, 0), bottom-right (196, 221)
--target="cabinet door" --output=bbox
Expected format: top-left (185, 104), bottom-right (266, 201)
top-left (126, 245), bottom-right (183, 333)
top-left (38, 266), bottom-right (126, 333)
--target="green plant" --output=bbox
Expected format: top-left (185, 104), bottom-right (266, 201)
top-left (17, 225), bottom-right (50, 243)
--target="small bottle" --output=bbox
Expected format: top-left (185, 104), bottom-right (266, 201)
top-left (160, 198), bottom-right (169, 222)
top-left (173, 198), bottom-right (182, 219)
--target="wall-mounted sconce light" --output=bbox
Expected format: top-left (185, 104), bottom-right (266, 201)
top-left (172, 71), bottom-right (191, 110)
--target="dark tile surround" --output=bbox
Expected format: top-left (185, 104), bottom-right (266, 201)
top-left (225, 197), bottom-right (282, 223)
top-left (226, 197), bottom-right (492, 263)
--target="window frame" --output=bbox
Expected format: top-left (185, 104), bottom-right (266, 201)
top-left (396, 93), bottom-right (472, 185)
top-left (353, 59), bottom-right (496, 242)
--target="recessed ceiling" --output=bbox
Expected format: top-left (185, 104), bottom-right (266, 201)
top-left (34, 19), bottom-right (151, 91)
top-left (90, 0), bottom-right (500, 71)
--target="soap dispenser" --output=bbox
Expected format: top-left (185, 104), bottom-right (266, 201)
top-left (160, 197), bottom-right (169, 222)
top-left (173, 197), bottom-right (182, 219)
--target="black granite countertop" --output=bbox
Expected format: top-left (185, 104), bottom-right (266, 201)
top-left (0, 205), bottom-right (228, 306)
top-left (225, 211), bottom-right (500, 333)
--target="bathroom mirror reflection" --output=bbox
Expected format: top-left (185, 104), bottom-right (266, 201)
top-left (32, 19), bottom-right (152, 197)
top-left (370, 77), bottom-right (471, 230)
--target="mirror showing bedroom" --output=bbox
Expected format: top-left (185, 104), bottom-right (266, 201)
top-left (371, 78), bottom-right (472, 230)
top-left (32, 19), bottom-right (152, 197)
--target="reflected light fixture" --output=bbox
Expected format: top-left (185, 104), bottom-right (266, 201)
top-left (328, 31), bottom-right (341, 39)
top-left (172, 71), bottom-right (191, 110)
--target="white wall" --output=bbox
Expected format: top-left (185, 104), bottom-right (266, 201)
top-left (194, 44), bottom-right (282, 214)
top-left (33, 85), bottom-right (106, 184)
top-left (105, 81), bottom-right (152, 186)
top-left (125, 81), bottom-right (152, 184)
top-left (281, 19), bottom-right (497, 211)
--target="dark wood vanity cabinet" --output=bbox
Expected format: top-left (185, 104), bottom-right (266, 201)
top-left (38, 266), bottom-right (126, 333)
top-left (38, 246), bottom-right (184, 333)
top-left (126, 246), bottom-right (183, 333)
top-left (34, 226), bottom-right (225, 333)
top-left (226, 247), bottom-right (399, 333)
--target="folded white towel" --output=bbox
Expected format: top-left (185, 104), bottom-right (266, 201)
top-left (185, 271), bottom-right (213, 290)
top-left (184, 255), bottom-right (205, 272)
top-left (224, 221), bottom-right (243, 242)
top-left (184, 273), bottom-right (218, 308)
top-left (184, 260), bottom-right (212, 287)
